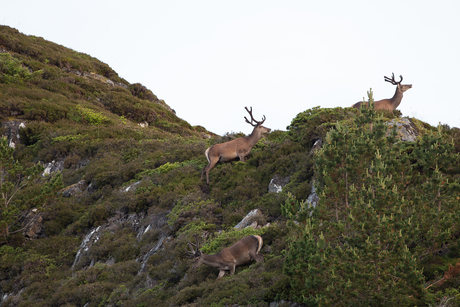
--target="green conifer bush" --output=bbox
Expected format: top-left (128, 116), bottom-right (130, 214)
top-left (283, 92), bottom-right (460, 306)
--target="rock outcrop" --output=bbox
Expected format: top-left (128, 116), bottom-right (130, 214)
top-left (268, 175), bottom-right (290, 193)
top-left (60, 180), bottom-right (86, 197)
top-left (1, 120), bottom-right (26, 148)
top-left (22, 209), bottom-right (45, 239)
top-left (234, 209), bottom-right (269, 230)
top-left (43, 160), bottom-right (64, 176)
top-left (385, 117), bottom-right (420, 142)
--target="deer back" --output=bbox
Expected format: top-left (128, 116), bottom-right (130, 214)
top-left (206, 127), bottom-right (270, 163)
top-left (206, 137), bottom-right (250, 163)
top-left (216, 235), bottom-right (262, 265)
top-left (374, 98), bottom-right (397, 111)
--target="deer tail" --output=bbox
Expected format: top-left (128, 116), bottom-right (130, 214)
top-left (205, 147), bottom-right (210, 163)
top-left (252, 235), bottom-right (263, 254)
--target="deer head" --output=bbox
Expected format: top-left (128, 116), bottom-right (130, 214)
top-left (244, 106), bottom-right (271, 136)
top-left (384, 73), bottom-right (412, 93)
top-left (185, 234), bottom-right (205, 269)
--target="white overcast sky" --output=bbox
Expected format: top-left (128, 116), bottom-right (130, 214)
top-left (1, 1), bottom-right (459, 135)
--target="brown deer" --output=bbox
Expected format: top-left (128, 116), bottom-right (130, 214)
top-left (352, 73), bottom-right (412, 111)
top-left (201, 107), bottom-right (271, 184)
top-left (186, 234), bottom-right (264, 279)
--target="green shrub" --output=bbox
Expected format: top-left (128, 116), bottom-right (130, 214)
top-left (0, 53), bottom-right (43, 84)
top-left (75, 105), bottom-right (109, 125)
top-left (287, 106), bottom-right (356, 148)
top-left (283, 95), bottom-right (460, 306)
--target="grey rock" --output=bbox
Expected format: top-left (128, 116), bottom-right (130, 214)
top-left (1, 120), bottom-right (26, 148)
top-left (310, 138), bottom-right (323, 154)
top-left (268, 175), bottom-right (290, 193)
top-left (85, 181), bottom-right (97, 194)
top-left (234, 209), bottom-right (266, 230)
top-left (386, 117), bottom-right (420, 142)
top-left (43, 160), bottom-right (64, 176)
top-left (121, 180), bottom-right (141, 193)
top-left (306, 181), bottom-right (319, 208)
top-left (22, 209), bottom-right (44, 239)
top-left (60, 180), bottom-right (85, 197)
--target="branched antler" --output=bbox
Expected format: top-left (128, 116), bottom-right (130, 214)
top-left (244, 106), bottom-right (266, 127)
top-left (185, 234), bottom-right (201, 258)
top-left (384, 72), bottom-right (403, 85)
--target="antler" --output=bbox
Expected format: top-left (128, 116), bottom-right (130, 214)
top-left (185, 234), bottom-right (201, 258)
top-left (244, 106), bottom-right (266, 127)
top-left (384, 73), bottom-right (403, 85)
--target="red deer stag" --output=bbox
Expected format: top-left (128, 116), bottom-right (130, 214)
top-left (352, 73), bottom-right (412, 111)
top-left (201, 107), bottom-right (271, 184)
top-left (186, 234), bottom-right (264, 279)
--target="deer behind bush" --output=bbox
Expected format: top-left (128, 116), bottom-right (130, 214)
top-left (352, 73), bottom-right (412, 111)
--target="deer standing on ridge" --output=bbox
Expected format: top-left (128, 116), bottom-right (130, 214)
top-left (352, 73), bottom-right (412, 111)
top-left (186, 234), bottom-right (264, 279)
top-left (201, 107), bottom-right (271, 184)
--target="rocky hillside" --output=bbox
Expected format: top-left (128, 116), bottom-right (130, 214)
top-left (1, 26), bottom-right (460, 307)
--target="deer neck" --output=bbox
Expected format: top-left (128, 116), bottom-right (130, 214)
top-left (202, 253), bottom-right (224, 268)
top-left (390, 86), bottom-right (404, 109)
top-left (246, 127), bottom-right (262, 147)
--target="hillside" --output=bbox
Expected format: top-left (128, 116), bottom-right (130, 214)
top-left (1, 25), bottom-right (460, 307)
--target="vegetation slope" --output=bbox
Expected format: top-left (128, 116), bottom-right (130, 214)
top-left (1, 26), bottom-right (460, 307)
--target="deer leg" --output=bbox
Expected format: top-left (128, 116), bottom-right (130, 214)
top-left (203, 158), bottom-right (219, 184)
top-left (217, 270), bottom-right (226, 279)
top-left (237, 151), bottom-right (246, 162)
top-left (200, 166), bottom-right (206, 180)
top-left (229, 264), bottom-right (236, 275)
top-left (249, 251), bottom-right (264, 262)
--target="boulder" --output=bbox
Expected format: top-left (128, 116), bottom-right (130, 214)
top-left (386, 117), bottom-right (420, 142)
top-left (60, 180), bottom-right (86, 197)
top-left (43, 160), bottom-right (64, 176)
top-left (268, 175), bottom-right (290, 193)
top-left (85, 181), bottom-right (98, 194)
top-left (1, 120), bottom-right (26, 148)
top-left (310, 138), bottom-right (323, 154)
top-left (22, 209), bottom-right (44, 239)
top-left (234, 209), bottom-right (268, 230)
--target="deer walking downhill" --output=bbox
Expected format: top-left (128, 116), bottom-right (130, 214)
top-left (186, 234), bottom-right (264, 279)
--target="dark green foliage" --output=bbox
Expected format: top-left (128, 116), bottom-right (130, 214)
top-left (0, 136), bottom-right (63, 242)
top-left (0, 25), bottom-right (195, 136)
top-left (89, 228), bottom-right (140, 263)
top-left (287, 106), bottom-right (356, 148)
top-left (128, 83), bottom-right (159, 102)
top-left (1, 25), bottom-right (460, 307)
top-left (0, 26), bottom-right (125, 83)
top-left (283, 92), bottom-right (460, 306)
top-left (0, 53), bottom-right (43, 84)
